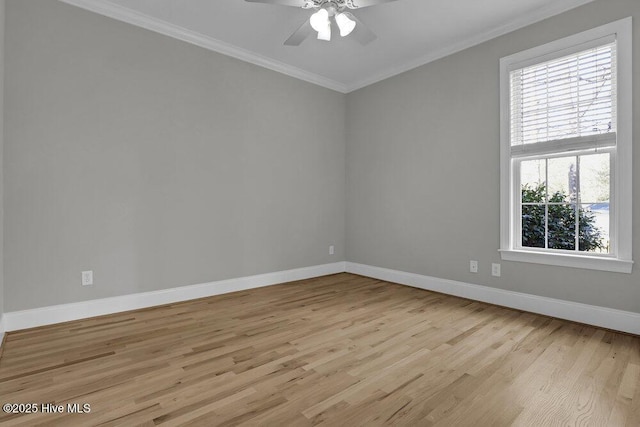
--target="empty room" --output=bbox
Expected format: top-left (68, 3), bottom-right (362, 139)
top-left (0, 0), bottom-right (639, 425)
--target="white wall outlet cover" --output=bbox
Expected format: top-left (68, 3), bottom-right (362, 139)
top-left (82, 270), bottom-right (94, 286)
top-left (492, 263), bottom-right (501, 277)
top-left (470, 260), bottom-right (478, 273)
top-left (329, 245), bottom-right (335, 255)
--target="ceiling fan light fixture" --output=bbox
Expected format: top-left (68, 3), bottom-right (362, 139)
top-left (317, 24), bottom-right (331, 41)
top-left (335, 12), bottom-right (356, 37)
top-left (245, 0), bottom-right (387, 47)
top-left (309, 8), bottom-right (330, 32)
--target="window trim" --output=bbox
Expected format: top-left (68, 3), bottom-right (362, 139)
top-left (499, 17), bottom-right (633, 274)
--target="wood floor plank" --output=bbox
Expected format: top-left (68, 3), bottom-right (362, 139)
top-left (0, 273), bottom-right (638, 426)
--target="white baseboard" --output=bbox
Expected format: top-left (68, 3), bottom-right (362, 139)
top-left (4, 261), bottom-right (638, 336)
top-left (3, 262), bottom-right (346, 332)
top-left (0, 314), bottom-right (5, 350)
top-left (346, 262), bottom-right (640, 336)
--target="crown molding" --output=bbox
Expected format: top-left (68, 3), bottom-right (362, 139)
top-left (58, 0), bottom-right (349, 93)
top-left (344, 0), bottom-right (597, 92)
top-left (60, 0), bottom-right (596, 94)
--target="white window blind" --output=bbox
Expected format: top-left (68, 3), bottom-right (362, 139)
top-left (510, 41), bottom-right (617, 152)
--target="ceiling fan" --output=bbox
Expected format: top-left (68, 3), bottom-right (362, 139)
top-left (245, 0), bottom-right (398, 46)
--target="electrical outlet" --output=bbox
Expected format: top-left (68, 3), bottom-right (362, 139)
top-left (82, 270), bottom-right (93, 286)
top-left (329, 245), bottom-right (335, 255)
top-left (492, 263), bottom-right (501, 277)
top-left (470, 260), bottom-right (478, 273)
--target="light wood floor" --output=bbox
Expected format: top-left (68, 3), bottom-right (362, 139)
top-left (0, 273), bottom-right (638, 426)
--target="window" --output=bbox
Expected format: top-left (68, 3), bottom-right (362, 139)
top-left (499, 18), bottom-right (633, 273)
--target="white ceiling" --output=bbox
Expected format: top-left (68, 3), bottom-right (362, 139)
top-left (60, 0), bottom-right (596, 92)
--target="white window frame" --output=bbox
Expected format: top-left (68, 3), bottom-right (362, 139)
top-left (499, 18), bottom-right (633, 274)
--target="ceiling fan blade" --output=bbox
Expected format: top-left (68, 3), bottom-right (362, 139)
top-left (349, 15), bottom-right (377, 45)
top-left (284, 19), bottom-right (313, 46)
top-left (347, 0), bottom-right (399, 9)
top-left (244, 0), bottom-right (308, 7)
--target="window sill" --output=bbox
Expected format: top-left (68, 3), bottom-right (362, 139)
top-left (499, 249), bottom-right (633, 274)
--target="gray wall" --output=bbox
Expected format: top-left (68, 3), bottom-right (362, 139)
top-left (4, 0), bottom-right (346, 311)
top-left (346, 0), bottom-right (640, 313)
top-left (4, 0), bottom-right (638, 316)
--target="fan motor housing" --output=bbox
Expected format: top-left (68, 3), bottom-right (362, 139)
top-left (304, 0), bottom-right (359, 11)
